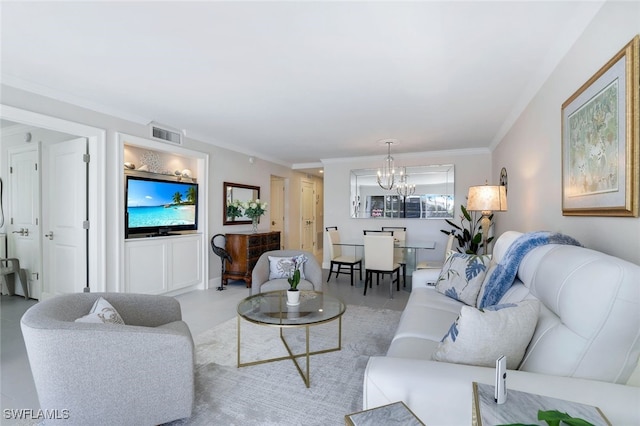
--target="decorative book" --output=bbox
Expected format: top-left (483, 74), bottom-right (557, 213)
top-left (472, 382), bottom-right (611, 426)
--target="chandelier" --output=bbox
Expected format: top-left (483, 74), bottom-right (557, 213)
top-left (377, 140), bottom-right (397, 190)
top-left (396, 168), bottom-right (416, 197)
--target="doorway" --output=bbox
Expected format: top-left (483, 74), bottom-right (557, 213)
top-left (300, 178), bottom-right (315, 253)
top-left (5, 144), bottom-right (40, 298)
top-left (270, 176), bottom-right (285, 249)
top-left (0, 105), bottom-right (105, 298)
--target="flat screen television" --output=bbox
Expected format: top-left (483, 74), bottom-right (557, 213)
top-left (125, 175), bottom-right (199, 238)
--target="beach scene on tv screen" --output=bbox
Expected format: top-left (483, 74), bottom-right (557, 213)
top-left (128, 179), bottom-right (196, 228)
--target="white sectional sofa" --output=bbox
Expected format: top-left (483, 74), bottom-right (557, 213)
top-left (363, 231), bottom-right (640, 425)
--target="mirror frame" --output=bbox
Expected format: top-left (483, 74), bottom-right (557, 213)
top-left (223, 182), bottom-right (260, 225)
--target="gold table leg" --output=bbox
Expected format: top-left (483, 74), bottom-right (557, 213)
top-left (237, 315), bottom-right (342, 388)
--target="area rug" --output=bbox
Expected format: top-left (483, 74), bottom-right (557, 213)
top-left (166, 305), bottom-right (401, 426)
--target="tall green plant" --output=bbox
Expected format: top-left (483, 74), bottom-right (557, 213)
top-left (440, 204), bottom-right (493, 255)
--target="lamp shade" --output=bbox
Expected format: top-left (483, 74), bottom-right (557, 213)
top-left (466, 185), bottom-right (507, 212)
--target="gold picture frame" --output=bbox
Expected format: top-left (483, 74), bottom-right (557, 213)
top-left (562, 35), bottom-right (639, 217)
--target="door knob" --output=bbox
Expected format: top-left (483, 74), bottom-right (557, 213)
top-left (45, 232), bottom-right (54, 240)
top-left (12, 228), bottom-right (28, 236)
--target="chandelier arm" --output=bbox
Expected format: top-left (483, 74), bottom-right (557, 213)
top-left (377, 141), bottom-right (396, 190)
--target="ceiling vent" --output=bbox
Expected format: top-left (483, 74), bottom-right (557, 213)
top-left (148, 122), bottom-right (183, 145)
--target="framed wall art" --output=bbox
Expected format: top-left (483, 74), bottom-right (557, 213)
top-left (561, 35), bottom-right (639, 217)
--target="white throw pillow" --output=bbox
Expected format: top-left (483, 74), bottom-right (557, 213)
top-left (435, 253), bottom-right (491, 306)
top-left (432, 299), bottom-right (540, 369)
top-left (75, 297), bottom-right (126, 325)
top-left (268, 254), bottom-right (307, 280)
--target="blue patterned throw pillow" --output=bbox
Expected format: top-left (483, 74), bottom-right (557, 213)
top-left (435, 253), bottom-right (492, 306)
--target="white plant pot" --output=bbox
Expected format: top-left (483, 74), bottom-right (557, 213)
top-left (286, 289), bottom-right (300, 306)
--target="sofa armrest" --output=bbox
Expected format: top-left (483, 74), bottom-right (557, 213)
top-left (411, 268), bottom-right (441, 289)
top-left (20, 293), bottom-right (184, 329)
top-left (21, 320), bottom-right (194, 425)
top-left (101, 293), bottom-right (183, 327)
top-left (364, 357), bottom-right (640, 425)
top-left (251, 256), bottom-right (271, 294)
top-left (302, 256), bottom-right (322, 287)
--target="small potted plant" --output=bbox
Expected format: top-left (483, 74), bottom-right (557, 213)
top-left (286, 261), bottom-right (301, 306)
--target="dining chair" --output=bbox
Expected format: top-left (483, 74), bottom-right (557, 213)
top-left (382, 226), bottom-right (408, 286)
top-left (363, 235), bottom-right (401, 298)
top-left (1, 257), bottom-right (29, 298)
top-left (363, 230), bottom-right (393, 235)
top-left (416, 233), bottom-right (455, 270)
top-left (326, 227), bottom-right (362, 286)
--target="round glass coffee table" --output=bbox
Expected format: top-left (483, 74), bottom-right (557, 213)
top-left (237, 290), bottom-right (346, 387)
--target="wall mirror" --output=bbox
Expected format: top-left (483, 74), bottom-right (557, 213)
top-left (223, 182), bottom-right (260, 225)
top-left (350, 164), bottom-right (454, 219)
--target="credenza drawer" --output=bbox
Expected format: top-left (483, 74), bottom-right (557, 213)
top-left (222, 231), bottom-right (281, 287)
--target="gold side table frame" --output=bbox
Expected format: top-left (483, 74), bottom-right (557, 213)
top-left (236, 290), bottom-right (345, 388)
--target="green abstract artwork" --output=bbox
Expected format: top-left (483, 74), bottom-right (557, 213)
top-left (567, 79), bottom-right (619, 197)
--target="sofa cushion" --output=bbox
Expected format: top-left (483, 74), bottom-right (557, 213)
top-left (268, 254), bottom-right (307, 280)
top-left (75, 296), bottom-right (125, 325)
top-left (435, 253), bottom-right (491, 306)
top-left (432, 299), bottom-right (539, 369)
top-left (405, 286), bottom-right (466, 313)
top-left (387, 337), bottom-right (441, 360)
top-left (392, 303), bottom-right (461, 343)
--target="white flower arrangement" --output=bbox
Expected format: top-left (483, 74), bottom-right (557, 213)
top-left (242, 199), bottom-right (268, 219)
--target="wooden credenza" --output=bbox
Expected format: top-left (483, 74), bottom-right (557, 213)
top-left (223, 231), bottom-right (280, 287)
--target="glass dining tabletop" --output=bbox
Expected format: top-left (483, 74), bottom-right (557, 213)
top-left (333, 239), bottom-right (437, 277)
top-left (335, 239), bottom-right (436, 250)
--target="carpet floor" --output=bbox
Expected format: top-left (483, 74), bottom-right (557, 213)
top-left (166, 304), bottom-right (402, 426)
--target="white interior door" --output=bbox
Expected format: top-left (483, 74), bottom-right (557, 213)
top-left (300, 179), bottom-right (315, 252)
top-left (7, 146), bottom-right (40, 299)
top-left (270, 176), bottom-right (285, 249)
top-left (42, 137), bottom-right (88, 297)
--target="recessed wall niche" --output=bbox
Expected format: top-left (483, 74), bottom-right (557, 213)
top-left (124, 145), bottom-right (197, 178)
top-left (118, 132), bottom-right (209, 296)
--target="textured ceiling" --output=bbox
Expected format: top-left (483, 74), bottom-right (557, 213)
top-left (1, 1), bottom-right (604, 166)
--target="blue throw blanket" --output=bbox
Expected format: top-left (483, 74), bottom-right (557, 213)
top-left (478, 231), bottom-right (581, 308)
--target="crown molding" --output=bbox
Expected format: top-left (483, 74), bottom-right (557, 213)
top-left (320, 147), bottom-right (491, 164)
top-left (2, 75), bottom-right (151, 126)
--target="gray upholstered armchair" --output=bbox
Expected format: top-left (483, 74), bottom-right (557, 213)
top-left (20, 292), bottom-right (194, 425)
top-left (251, 249), bottom-right (322, 295)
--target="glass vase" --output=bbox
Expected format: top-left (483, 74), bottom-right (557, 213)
top-left (251, 217), bottom-right (258, 233)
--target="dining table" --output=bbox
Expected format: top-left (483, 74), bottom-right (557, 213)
top-left (334, 239), bottom-right (436, 288)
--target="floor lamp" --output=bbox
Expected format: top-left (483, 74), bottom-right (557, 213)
top-left (466, 184), bottom-right (508, 254)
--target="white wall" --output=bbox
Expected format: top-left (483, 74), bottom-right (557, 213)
top-left (322, 149), bottom-right (492, 267)
top-left (492, 0), bottom-right (640, 265)
top-left (1, 84), bottom-right (297, 289)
